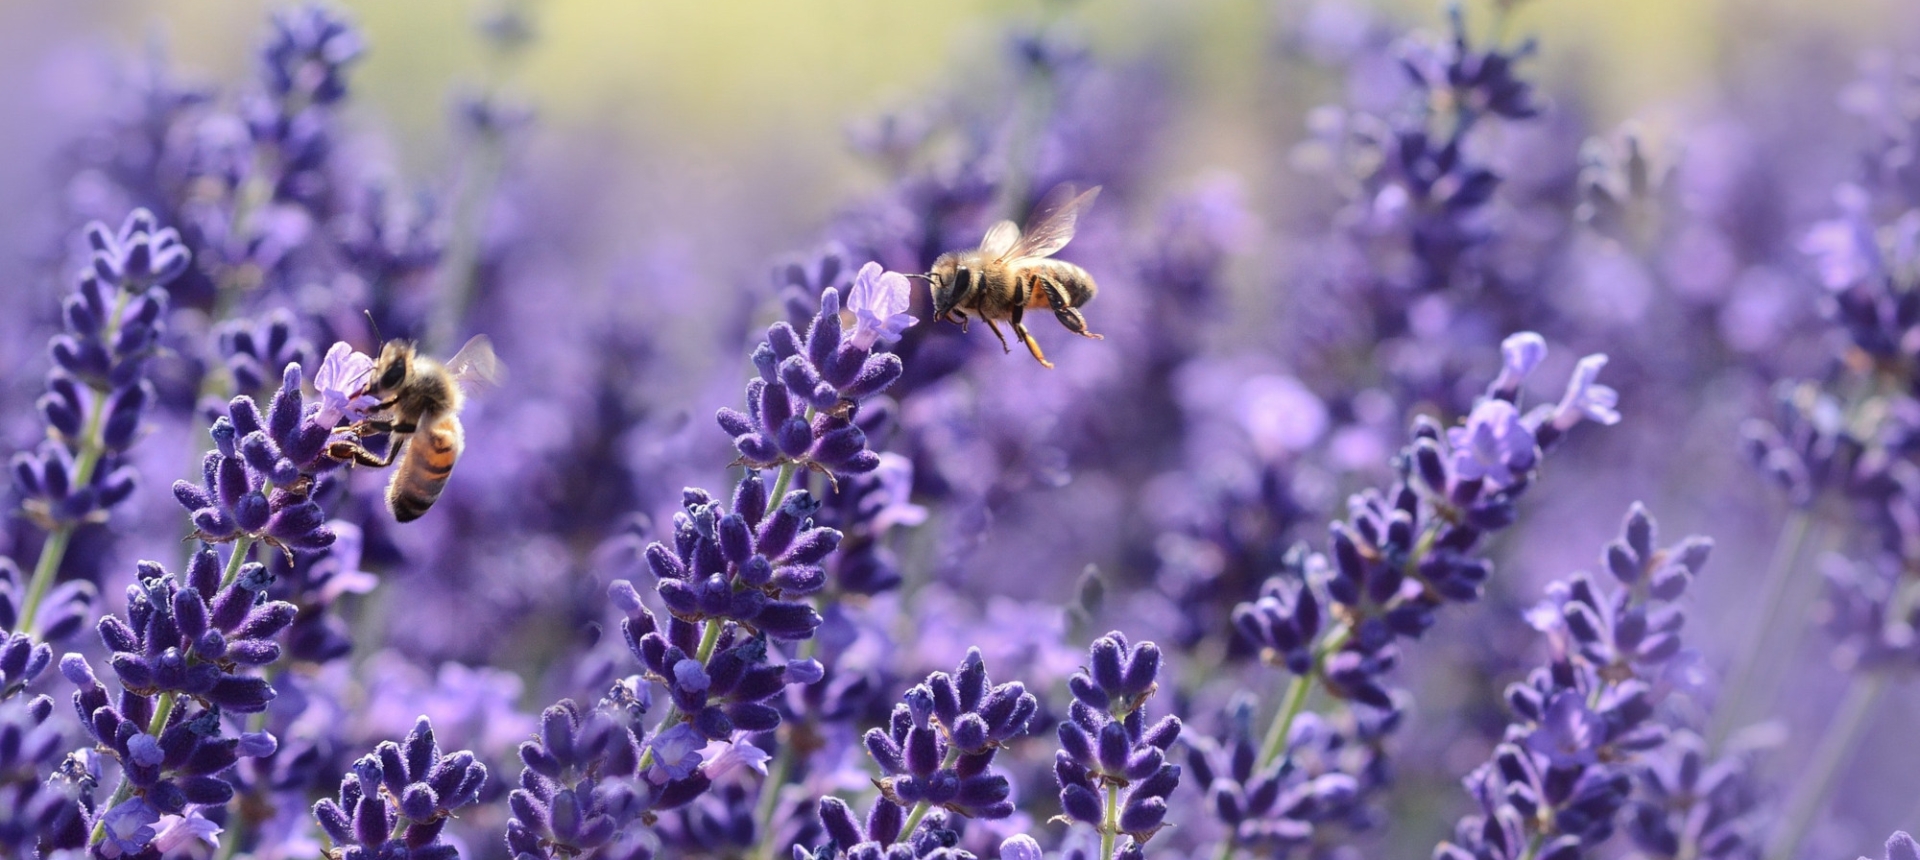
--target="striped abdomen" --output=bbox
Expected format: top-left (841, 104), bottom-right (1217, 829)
top-left (1021, 258), bottom-right (1097, 309)
top-left (387, 413), bottom-right (465, 522)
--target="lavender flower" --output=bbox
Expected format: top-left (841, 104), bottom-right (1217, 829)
top-left (864, 647), bottom-right (1036, 819)
top-left (61, 648), bottom-right (276, 817)
top-left (506, 696), bottom-right (683, 860)
top-left (172, 364), bottom-right (343, 555)
top-left (311, 717), bottom-right (486, 860)
top-left (612, 577), bottom-right (820, 743)
top-left (1055, 632), bottom-right (1183, 856)
top-left (1437, 505), bottom-right (1711, 860)
top-left (642, 475), bottom-right (837, 641)
top-left (260, 4), bottom-right (366, 106)
top-left (214, 309), bottom-right (312, 398)
top-left (0, 697), bottom-right (89, 855)
top-left (719, 283), bottom-right (913, 481)
top-left (93, 549), bottom-right (295, 711)
top-left (14, 210), bottom-right (186, 530)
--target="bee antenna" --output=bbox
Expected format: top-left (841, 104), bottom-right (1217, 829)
top-left (902, 272), bottom-right (934, 283)
top-left (363, 309), bottom-right (383, 347)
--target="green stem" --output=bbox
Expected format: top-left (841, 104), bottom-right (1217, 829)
top-left (635, 618), bottom-right (725, 772)
top-left (1707, 510), bottom-right (1813, 753)
top-left (90, 690), bottom-right (181, 845)
top-left (1099, 782), bottom-right (1119, 860)
top-left (1766, 672), bottom-right (1886, 860)
top-left (1258, 623), bottom-right (1349, 769)
top-left (897, 745), bottom-right (964, 842)
top-left (767, 462), bottom-right (800, 510)
top-left (19, 526), bottom-right (75, 639)
top-left (22, 290), bottom-right (130, 638)
top-left (1256, 672), bottom-right (1314, 769)
top-left (218, 537), bottom-right (256, 591)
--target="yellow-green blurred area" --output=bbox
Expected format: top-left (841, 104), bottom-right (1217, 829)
top-left (29, 0), bottom-right (1918, 194)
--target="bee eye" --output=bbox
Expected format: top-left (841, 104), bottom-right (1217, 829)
top-left (378, 363), bottom-right (406, 390)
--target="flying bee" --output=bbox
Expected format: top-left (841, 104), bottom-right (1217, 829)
top-left (921, 183), bottom-right (1104, 368)
top-left (327, 335), bottom-right (503, 522)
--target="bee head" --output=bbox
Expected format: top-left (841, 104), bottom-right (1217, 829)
top-left (924, 254), bottom-right (968, 324)
top-left (368, 340), bottom-right (416, 396)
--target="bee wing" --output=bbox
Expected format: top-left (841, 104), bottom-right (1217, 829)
top-left (444, 334), bottom-right (505, 394)
top-left (1004, 183), bottom-right (1101, 261)
top-left (979, 219), bottom-right (1021, 259)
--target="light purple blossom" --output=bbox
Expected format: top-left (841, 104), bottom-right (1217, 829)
top-left (152, 809), bottom-right (224, 853)
top-left (1551, 354), bottom-right (1621, 430)
top-left (1491, 331), bottom-right (1548, 393)
top-left (1447, 400), bottom-right (1538, 488)
top-left (868, 452), bottom-right (929, 532)
top-left (1525, 691), bottom-right (1600, 769)
top-left (645, 723), bottom-right (705, 784)
top-left (312, 341), bottom-right (379, 428)
top-left (698, 737), bottom-right (772, 782)
top-left (845, 261), bottom-right (918, 350)
top-left (99, 797), bottom-right (161, 858)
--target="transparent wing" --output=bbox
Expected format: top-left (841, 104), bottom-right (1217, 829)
top-left (979, 220), bottom-right (1021, 259)
top-left (444, 334), bottom-right (504, 394)
top-left (1005, 184), bottom-right (1102, 261)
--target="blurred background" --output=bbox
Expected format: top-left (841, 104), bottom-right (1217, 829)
top-left (6, 1), bottom-right (1920, 858)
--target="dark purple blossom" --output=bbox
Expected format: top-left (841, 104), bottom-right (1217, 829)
top-left (718, 283), bottom-right (913, 481)
top-left (311, 717), bottom-right (486, 860)
top-left (1055, 632), bottom-right (1182, 856)
top-left (171, 363), bottom-right (345, 555)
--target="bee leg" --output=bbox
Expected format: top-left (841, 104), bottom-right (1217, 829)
top-left (1041, 279), bottom-right (1104, 340)
top-left (326, 438), bottom-right (401, 468)
top-left (1009, 305), bottom-right (1054, 369)
top-left (982, 318), bottom-right (1013, 354)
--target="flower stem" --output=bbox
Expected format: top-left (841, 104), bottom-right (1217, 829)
top-left (90, 690), bottom-right (181, 846)
top-left (1707, 509), bottom-right (1812, 753)
top-left (218, 537), bottom-right (256, 591)
top-left (897, 745), bottom-right (963, 841)
top-left (21, 290), bottom-right (131, 639)
top-left (19, 525), bottom-right (75, 639)
top-left (635, 617), bottom-right (726, 772)
top-left (767, 462), bottom-right (799, 511)
top-left (1766, 671), bottom-right (1886, 860)
top-left (1100, 782), bottom-right (1120, 860)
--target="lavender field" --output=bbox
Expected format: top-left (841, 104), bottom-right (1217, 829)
top-left (3, 1), bottom-right (1920, 858)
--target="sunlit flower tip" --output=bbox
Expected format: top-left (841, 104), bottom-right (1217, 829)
top-left (1552, 354), bottom-right (1621, 430)
top-left (1000, 835), bottom-right (1044, 860)
top-left (152, 811), bottom-right (224, 853)
top-left (312, 341), bottom-right (379, 427)
top-left (1877, 832), bottom-right (1920, 860)
top-left (1492, 331), bottom-right (1548, 392)
top-left (846, 262), bottom-right (919, 350)
top-left (699, 739), bottom-right (772, 781)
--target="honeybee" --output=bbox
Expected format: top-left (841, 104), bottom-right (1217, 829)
top-left (327, 335), bottom-right (502, 522)
top-left (923, 183), bottom-right (1104, 368)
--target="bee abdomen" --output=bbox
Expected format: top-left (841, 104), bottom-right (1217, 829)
top-left (388, 416), bottom-right (465, 523)
top-left (1025, 260), bottom-right (1098, 308)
